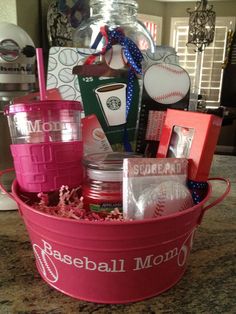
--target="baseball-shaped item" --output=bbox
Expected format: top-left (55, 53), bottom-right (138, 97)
top-left (93, 128), bottom-right (106, 141)
top-left (59, 68), bottom-right (74, 83)
top-left (136, 181), bottom-right (194, 219)
top-left (48, 56), bottom-right (58, 71)
top-left (49, 47), bottom-right (61, 55)
top-left (105, 44), bottom-right (127, 70)
top-left (59, 48), bottom-right (78, 66)
top-left (47, 73), bottom-right (58, 88)
top-left (33, 244), bottom-right (58, 283)
top-left (144, 63), bottom-right (190, 104)
top-left (74, 77), bottom-right (81, 92)
top-left (59, 85), bottom-right (76, 100)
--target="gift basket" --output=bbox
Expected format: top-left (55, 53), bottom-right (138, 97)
top-left (0, 0), bottom-right (231, 304)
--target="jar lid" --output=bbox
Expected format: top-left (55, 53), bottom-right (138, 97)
top-left (83, 152), bottom-right (141, 171)
top-left (4, 100), bottom-right (82, 115)
top-left (87, 168), bottom-right (123, 182)
top-left (84, 152), bottom-right (142, 182)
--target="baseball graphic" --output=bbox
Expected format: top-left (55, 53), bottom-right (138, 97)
top-left (47, 47), bottom-right (92, 103)
top-left (48, 56), bottom-right (58, 71)
top-left (144, 63), bottom-right (190, 104)
top-left (59, 48), bottom-right (78, 66)
top-left (105, 44), bottom-right (127, 70)
top-left (164, 54), bottom-right (179, 65)
top-left (59, 85), bottom-right (76, 100)
top-left (49, 47), bottom-right (61, 55)
top-left (93, 128), bottom-right (105, 141)
top-left (74, 77), bottom-right (81, 92)
top-left (33, 244), bottom-right (58, 283)
top-left (75, 95), bottom-right (82, 103)
top-left (47, 73), bottom-right (58, 89)
top-left (59, 68), bottom-right (74, 83)
top-left (136, 181), bottom-right (194, 219)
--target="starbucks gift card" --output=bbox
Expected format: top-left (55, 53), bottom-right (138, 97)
top-left (78, 74), bottom-right (140, 146)
top-left (72, 49), bottom-right (140, 147)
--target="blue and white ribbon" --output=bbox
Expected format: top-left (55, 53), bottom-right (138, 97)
top-left (188, 180), bottom-right (208, 204)
top-left (88, 26), bottom-right (143, 151)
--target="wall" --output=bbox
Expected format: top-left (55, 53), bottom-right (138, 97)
top-left (137, 1), bottom-right (236, 45)
top-left (0, 0), bottom-right (17, 23)
top-left (0, 0), bottom-right (39, 47)
top-left (163, 1), bottom-right (236, 44)
top-left (16, 0), bottom-right (40, 47)
top-left (137, 0), bottom-right (165, 16)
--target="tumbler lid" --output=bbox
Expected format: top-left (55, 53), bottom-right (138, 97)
top-left (4, 100), bottom-right (82, 115)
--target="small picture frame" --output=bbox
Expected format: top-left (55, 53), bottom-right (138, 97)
top-left (157, 109), bottom-right (222, 181)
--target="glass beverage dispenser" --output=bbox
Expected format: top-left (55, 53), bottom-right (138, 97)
top-left (72, 0), bottom-right (155, 52)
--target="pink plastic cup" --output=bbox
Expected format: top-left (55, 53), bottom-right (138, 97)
top-left (5, 100), bottom-right (83, 192)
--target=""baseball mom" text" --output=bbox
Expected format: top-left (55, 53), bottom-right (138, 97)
top-left (40, 232), bottom-right (194, 273)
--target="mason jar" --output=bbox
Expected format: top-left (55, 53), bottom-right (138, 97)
top-left (82, 152), bottom-right (141, 212)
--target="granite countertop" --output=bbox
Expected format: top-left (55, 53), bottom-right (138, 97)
top-left (0, 155), bottom-right (235, 314)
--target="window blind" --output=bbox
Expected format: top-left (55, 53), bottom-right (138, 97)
top-left (170, 17), bottom-right (235, 108)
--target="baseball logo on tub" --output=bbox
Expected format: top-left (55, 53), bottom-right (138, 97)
top-left (32, 228), bottom-right (196, 284)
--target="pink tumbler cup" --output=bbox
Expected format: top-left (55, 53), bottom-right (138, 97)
top-left (5, 100), bottom-right (83, 193)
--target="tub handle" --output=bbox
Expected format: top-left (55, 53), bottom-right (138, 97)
top-left (198, 177), bottom-right (231, 224)
top-left (0, 171), bottom-right (231, 223)
top-left (0, 168), bottom-right (24, 215)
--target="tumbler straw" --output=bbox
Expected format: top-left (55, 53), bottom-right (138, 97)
top-left (36, 48), bottom-right (50, 141)
top-left (36, 48), bottom-right (47, 101)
